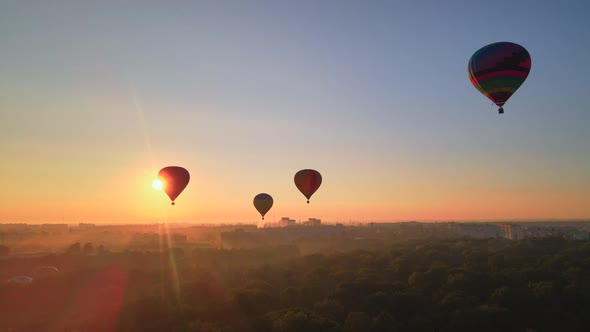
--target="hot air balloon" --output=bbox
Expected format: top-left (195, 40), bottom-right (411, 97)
top-left (468, 42), bottom-right (531, 114)
top-left (157, 166), bottom-right (190, 205)
top-left (294, 169), bottom-right (322, 203)
top-left (253, 193), bottom-right (273, 220)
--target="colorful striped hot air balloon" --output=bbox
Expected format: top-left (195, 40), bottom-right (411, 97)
top-left (468, 42), bottom-right (531, 114)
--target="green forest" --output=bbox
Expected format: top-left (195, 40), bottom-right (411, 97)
top-left (2, 236), bottom-right (590, 331)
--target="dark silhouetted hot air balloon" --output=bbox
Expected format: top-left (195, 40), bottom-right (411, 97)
top-left (294, 169), bottom-right (322, 203)
top-left (253, 193), bottom-right (273, 220)
top-left (158, 166), bottom-right (190, 205)
top-left (468, 42), bottom-right (531, 114)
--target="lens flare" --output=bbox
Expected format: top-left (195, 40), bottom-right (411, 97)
top-left (152, 179), bottom-right (163, 191)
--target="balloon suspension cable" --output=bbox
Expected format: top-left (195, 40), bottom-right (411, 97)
top-left (171, 201), bottom-right (175, 206)
top-left (498, 107), bottom-right (504, 114)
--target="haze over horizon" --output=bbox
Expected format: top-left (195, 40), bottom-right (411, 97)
top-left (1, 1), bottom-right (589, 224)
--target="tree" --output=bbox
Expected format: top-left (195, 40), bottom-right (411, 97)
top-left (188, 320), bottom-right (223, 332)
top-left (0, 245), bottom-right (10, 256)
top-left (314, 299), bottom-right (346, 321)
top-left (344, 312), bottom-right (372, 332)
top-left (280, 286), bottom-right (300, 307)
top-left (373, 311), bottom-right (399, 332)
top-left (83, 242), bottom-right (94, 255)
top-left (67, 242), bottom-right (81, 254)
top-left (267, 309), bottom-right (341, 332)
top-left (528, 281), bottom-right (555, 302)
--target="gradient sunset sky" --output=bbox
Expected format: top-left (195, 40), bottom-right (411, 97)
top-left (1, 1), bottom-right (589, 224)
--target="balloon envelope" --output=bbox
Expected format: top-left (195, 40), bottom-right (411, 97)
top-left (294, 169), bottom-right (322, 203)
top-left (468, 42), bottom-right (531, 113)
top-left (158, 166), bottom-right (190, 205)
top-left (253, 193), bottom-right (273, 220)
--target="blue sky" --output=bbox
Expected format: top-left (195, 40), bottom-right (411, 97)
top-left (0, 1), bottom-right (588, 222)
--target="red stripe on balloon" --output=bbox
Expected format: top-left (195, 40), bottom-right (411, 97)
top-left (474, 70), bottom-right (528, 81)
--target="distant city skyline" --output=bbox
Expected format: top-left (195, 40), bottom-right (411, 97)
top-left (1, 1), bottom-right (589, 223)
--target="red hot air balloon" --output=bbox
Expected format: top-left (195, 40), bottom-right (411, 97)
top-left (468, 41), bottom-right (531, 114)
top-left (158, 166), bottom-right (190, 205)
top-left (253, 193), bottom-right (273, 220)
top-left (294, 169), bottom-right (322, 203)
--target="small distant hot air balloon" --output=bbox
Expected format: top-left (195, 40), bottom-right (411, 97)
top-left (468, 41), bottom-right (531, 114)
top-left (294, 169), bottom-right (322, 203)
top-left (253, 193), bottom-right (273, 220)
top-left (157, 166), bottom-right (190, 205)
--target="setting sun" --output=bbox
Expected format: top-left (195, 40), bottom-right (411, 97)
top-left (152, 179), bottom-right (163, 191)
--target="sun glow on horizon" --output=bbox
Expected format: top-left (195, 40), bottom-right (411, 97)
top-left (152, 179), bottom-right (163, 191)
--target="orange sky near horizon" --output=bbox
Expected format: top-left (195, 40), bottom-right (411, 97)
top-left (1, 96), bottom-right (588, 223)
top-left (1, 155), bottom-right (588, 224)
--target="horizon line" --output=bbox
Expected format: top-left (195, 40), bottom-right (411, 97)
top-left (2, 217), bottom-right (590, 226)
